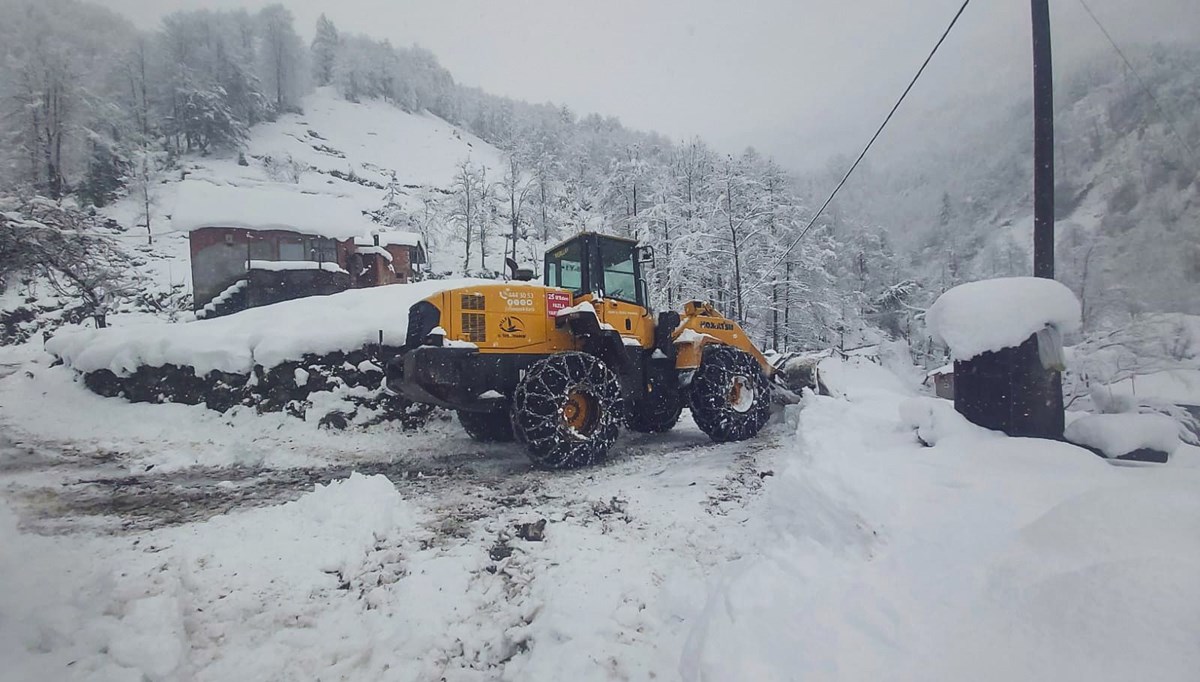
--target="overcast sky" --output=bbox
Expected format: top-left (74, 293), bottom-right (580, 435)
top-left (98, 0), bottom-right (1200, 170)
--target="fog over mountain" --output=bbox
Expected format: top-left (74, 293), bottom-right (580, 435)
top-left (93, 0), bottom-right (1200, 170)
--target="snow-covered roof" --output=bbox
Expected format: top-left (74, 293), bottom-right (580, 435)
top-left (925, 363), bottom-right (954, 377)
top-left (353, 245), bottom-right (393, 262)
top-left (926, 277), bottom-right (1081, 361)
top-left (1065, 413), bottom-right (1180, 458)
top-left (352, 231), bottom-right (423, 248)
top-left (248, 260), bottom-right (347, 274)
top-left (172, 181), bottom-right (378, 240)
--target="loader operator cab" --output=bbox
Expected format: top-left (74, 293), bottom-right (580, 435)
top-left (544, 233), bottom-right (652, 309)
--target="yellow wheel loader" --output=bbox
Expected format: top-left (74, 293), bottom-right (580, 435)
top-left (386, 232), bottom-right (792, 468)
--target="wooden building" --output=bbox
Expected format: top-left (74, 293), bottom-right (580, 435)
top-left (176, 182), bottom-right (425, 319)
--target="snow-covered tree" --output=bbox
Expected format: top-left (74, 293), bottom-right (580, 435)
top-left (311, 14), bottom-right (339, 87)
top-left (257, 4), bottom-right (305, 113)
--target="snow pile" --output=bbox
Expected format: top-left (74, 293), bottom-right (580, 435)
top-left (1066, 413), bottom-right (1181, 458)
top-left (170, 180), bottom-right (378, 239)
top-left (927, 277), bottom-right (1081, 361)
top-left (0, 474), bottom-right (423, 681)
top-left (0, 362), bottom-right (446, 472)
top-left (554, 300), bottom-right (595, 317)
top-left (47, 278), bottom-right (488, 375)
top-left (684, 356), bottom-right (1200, 681)
top-left (899, 396), bottom-right (996, 445)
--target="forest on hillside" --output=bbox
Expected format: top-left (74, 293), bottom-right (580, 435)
top-left (1, 0), bottom-right (1197, 355)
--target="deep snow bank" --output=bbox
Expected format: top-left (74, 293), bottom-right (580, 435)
top-left (683, 357), bottom-right (1200, 682)
top-left (0, 474), bottom-right (422, 681)
top-left (48, 278), bottom-right (487, 376)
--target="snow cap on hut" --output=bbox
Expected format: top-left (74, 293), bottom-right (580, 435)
top-left (926, 277), bottom-right (1081, 362)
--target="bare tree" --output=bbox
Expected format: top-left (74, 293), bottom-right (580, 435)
top-left (0, 198), bottom-right (141, 328)
top-left (446, 159), bottom-right (484, 271)
top-left (499, 151), bottom-right (534, 264)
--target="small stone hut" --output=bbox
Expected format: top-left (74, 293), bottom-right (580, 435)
top-left (926, 277), bottom-right (1082, 439)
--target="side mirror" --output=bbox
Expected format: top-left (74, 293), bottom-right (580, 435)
top-left (636, 245), bottom-right (656, 266)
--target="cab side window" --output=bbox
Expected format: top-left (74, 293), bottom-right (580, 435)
top-left (547, 242), bottom-right (585, 293)
top-left (599, 240), bottom-right (637, 303)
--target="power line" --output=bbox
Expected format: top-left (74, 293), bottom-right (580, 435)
top-left (1074, 0), bottom-right (1198, 165)
top-left (754, 0), bottom-right (973, 288)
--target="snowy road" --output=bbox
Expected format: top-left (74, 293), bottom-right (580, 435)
top-left (0, 360), bottom-right (783, 680)
top-left (2, 357), bottom-right (1199, 681)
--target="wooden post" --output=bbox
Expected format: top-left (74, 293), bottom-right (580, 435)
top-left (1031, 0), bottom-right (1055, 279)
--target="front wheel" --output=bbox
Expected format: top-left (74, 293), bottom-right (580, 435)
top-left (689, 345), bottom-right (772, 442)
top-left (511, 352), bottom-right (623, 469)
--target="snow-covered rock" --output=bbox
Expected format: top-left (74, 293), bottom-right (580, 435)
top-left (926, 277), bottom-right (1082, 361)
top-left (1065, 413), bottom-right (1181, 458)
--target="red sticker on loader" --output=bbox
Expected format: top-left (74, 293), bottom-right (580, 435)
top-left (546, 291), bottom-right (571, 317)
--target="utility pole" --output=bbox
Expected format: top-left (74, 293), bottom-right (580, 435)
top-left (1031, 0), bottom-right (1055, 279)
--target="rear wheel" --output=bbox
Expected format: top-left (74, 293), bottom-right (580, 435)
top-left (511, 352), bottom-right (623, 469)
top-left (626, 393), bottom-right (684, 433)
top-left (457, 409), bottom-right (515, 442)
top-left (689, 345), bottom-right (771, 442)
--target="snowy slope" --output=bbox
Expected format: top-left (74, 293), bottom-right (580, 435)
top-left (248, 88), bottom-right (503, 193)
top-left (91, 87), bottom-right (505, 315)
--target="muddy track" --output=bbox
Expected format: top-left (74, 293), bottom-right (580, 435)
top-left (3, 419), bottom-right (780, 535)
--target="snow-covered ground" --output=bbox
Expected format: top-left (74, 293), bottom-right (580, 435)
top-left (2, 353), bottom-right (1198, 681)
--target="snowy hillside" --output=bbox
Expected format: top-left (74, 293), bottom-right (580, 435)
top-left (111, 87), bottom-right (505, 295)
top-left (247, 88), bottom-right (503, 194)
top-left (821, 45), bottom-right (1200, 326)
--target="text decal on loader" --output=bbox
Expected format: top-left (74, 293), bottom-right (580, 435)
top-left (546, 291), bottom-right (571, 317)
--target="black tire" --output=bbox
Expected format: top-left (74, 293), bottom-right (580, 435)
top-left (511, 352), bottom-right (623, 469)
top-left (689, 345), bottom-right (772, 442)
top-left (626, 393), bottom-right (684, 433)
top-left (457, 409), bottom-right (515, 442)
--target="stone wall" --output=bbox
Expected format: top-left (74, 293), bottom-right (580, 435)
top-left (77, 345), bottom-right (433, 430)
